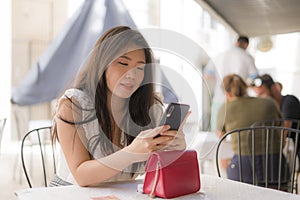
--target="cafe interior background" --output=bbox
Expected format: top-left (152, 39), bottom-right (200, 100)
top-left (1, 0), bottom-right (300, 199)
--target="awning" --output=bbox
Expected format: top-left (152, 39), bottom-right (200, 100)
top-left (195, 0), bottom-right (300, 37)
top-left (11, 0), bottom-right (178, 106)
top-left (11, 0), bottom-right (136, 105)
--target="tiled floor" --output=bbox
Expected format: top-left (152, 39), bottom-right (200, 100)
top-left (0, 142), bottom-right (28, 200)
top-left (0, 140), bottom-right (59, 199)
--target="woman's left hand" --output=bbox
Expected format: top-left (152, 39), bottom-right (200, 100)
top-left (161, 130), bottom-right (186, 150)
top-left (160, 111), bottom-right (191, 150)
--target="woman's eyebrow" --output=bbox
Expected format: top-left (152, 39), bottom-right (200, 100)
top-left (119, 55), bottom-right (131, 60)
top-left (119, 55), bottom-right (146, 64)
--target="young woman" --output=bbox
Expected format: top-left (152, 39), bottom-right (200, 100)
top-left (51, 26), bottom-right (188, 187)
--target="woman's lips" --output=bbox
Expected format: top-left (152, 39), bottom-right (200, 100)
top-left (120, 83), bottom-right (134, 91)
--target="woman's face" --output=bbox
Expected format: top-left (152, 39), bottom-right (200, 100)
top-left (253, 85), bottom-right (272, 97)
top-left (105, 49), bottom-right (146, 98)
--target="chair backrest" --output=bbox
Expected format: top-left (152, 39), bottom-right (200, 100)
top-left (21, 126), bottom-right (56, 188)
top-left (216, 126), bottom-right (300, 193)
top-left (0, 118), bottom-right (7, 154)
top-left (251, 119), bottom-right (300, 129)
top-left (251, 119), bottom-right (300, 194)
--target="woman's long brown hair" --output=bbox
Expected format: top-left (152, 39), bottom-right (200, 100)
top-left (53, 26), bottom-right (162, 159)
top-left (223, 74), bottom-right (248, 97)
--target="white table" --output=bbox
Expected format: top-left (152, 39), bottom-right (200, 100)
top-left (16, 174), bottom-right (300, 200)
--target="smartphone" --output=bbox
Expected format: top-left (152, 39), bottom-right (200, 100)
top-left (159, 102), bottom-right (190, 131)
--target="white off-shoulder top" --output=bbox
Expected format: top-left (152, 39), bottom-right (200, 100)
top-left (55, 88), bottom-right (163, 185)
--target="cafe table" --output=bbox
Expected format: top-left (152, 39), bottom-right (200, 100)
top-left (16, 174), bottom-right (300, 200)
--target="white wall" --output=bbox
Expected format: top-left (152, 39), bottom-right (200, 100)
top-left (253, 33), bottom-right (300, 99)
top-left (0, 1), bottom-right (12, 150)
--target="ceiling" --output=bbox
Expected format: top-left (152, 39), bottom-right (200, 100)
top-left (195, 0), bottom-right (300, 37)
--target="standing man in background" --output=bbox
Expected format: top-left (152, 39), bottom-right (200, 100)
top-left (204, 36), bottom-right (259, 131)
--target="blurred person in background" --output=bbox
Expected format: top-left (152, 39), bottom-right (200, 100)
top-left (216, 74), bottom-right (285, 183)
top-left (251, 74), bottom-right (300, 163)
top-left (204, 36), bottom-right (258, 131)
top-left (275, 81), bottom-right (283, 93)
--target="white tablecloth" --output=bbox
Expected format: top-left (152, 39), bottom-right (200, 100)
top-left (16, 174), bottom-right (300, 200)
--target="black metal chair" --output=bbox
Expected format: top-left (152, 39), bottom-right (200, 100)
top-left (216, 126), bottom-right (300, 193)
top-left (21, 126), bottom-right (56, 188)
top-left (251, 118), bottom-right (300, 129)
top-left (251, 119), bottom-right (300, 194)
top-left (0, 118), bottom-right (7, 154)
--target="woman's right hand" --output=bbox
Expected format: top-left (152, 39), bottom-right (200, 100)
top-left (125, 125), bottom-right (174, 155)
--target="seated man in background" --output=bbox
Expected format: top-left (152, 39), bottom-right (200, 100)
top-left (251, 74), bottom-right (300, 165)
top-left (216, 74), bottom-right (288, 184)
top-left (275, 81), bottom-right (283, 93)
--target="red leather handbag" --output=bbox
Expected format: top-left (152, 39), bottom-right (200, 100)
top-left (143, 150), bottom-right (200, 198)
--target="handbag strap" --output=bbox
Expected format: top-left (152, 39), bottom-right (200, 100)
top-left (150, 161), bottom-right (160, 198)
